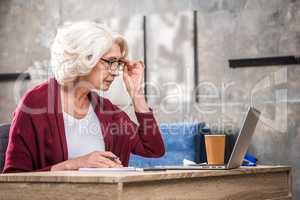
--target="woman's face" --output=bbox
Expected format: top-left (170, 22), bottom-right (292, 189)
top-left (80, 43), bottom-right (122, 91)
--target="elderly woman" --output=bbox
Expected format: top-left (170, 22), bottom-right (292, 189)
top-left (3, 21), bottom-right (165, 172)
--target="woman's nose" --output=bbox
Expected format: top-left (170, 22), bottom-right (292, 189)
top-left (109, 69), bottom-right (120, 76)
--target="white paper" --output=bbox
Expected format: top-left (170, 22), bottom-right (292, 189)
top-left (78, 167), bottom-right (143, 172)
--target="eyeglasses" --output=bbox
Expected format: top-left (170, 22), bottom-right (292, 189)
top-left (100, 58), bottom-right (126, 75)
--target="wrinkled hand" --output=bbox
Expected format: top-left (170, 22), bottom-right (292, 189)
top-left (123, 60), bottom-right (145, 99)
top-left (51, 151), bottom-right (123, 171)
top-left (73, 151), bottom-right (122, 168)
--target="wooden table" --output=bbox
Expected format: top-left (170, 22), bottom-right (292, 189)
top-left (0, 165), bottom-right (292, 200)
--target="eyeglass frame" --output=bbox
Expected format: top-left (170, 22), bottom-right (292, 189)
top-left (100, 57), bottom-right (127, 74)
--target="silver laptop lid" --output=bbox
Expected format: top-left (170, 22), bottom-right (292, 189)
top-left (226, 107), bottom-right (261, 169)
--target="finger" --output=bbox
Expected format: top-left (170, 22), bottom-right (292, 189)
top-left (131, 61), bottom-right (144, 74)
top-left (138, 61), bottom-right (144, 68)
top-left (90, 162), bottom-right (109, 168)
top-left (109, 157), bottom-right (122, 165)
top-left (132, 61), bottom-right (143, 69)
top-left (101, 152), bottom-right (123, 166)
top-left (98, 156), bottom-right (120, 167)
top-left (93, 151), bottom-right (116, 158)
top-left (123, 65), bottom-right (129, 76)
top-left (100, 151), bottom-right (117, 158)
top-left (93, 151), bottom-right (121, 167)
top-left (123, 65), bottom-right (133, 78)
top-left (115, 158), bottom-right (122, 165)
top-left (120, 58), bottom-right (129, 64)
top-left (99, 158), bottom-right (117, 168)
top-left (126, 60), bottom-right (142, 70)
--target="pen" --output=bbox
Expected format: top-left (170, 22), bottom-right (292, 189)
top-left (105, 156), bottom-right (121, 163)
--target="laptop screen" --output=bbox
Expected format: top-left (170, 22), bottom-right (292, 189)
top-left (226, 107), bottom-right (261, 169)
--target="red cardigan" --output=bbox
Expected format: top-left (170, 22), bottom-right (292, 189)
top-left (2, 78), bottom-right (165, 173)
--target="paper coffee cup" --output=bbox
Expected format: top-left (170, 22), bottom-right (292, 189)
top-left (205, 135), bottom-right (226, 165)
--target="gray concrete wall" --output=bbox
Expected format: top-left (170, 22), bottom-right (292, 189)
top-left (0, 0), bottom-right (300, 198)
top-left (194, 1), bottom-right (300, 199)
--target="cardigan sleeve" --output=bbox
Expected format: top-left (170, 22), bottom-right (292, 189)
top-left (131, 110), bottom-right (165, 157)
top-left (2, 111), bottom-right (34, 173)
top-left (112, 105), bottom-right (165, 158)
top-left (2, 111), bottom-right (53, 173)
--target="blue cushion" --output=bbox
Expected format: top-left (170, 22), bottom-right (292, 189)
top-left (129, 122), bottom-right (205, 167)
top-left (0, 124), bottom-right (10, 172)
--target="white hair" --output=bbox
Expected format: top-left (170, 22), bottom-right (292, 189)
top-left (51, 21), bottom-right (128, 85)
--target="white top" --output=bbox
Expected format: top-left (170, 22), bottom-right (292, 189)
top-left (62, 104), bottom-right (105, 159)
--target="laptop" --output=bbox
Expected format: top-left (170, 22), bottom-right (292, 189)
top-left (152, 106), bottom-right (261, 170)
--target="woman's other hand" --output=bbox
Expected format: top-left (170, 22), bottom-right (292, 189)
top-left (123, 60), bottom-right (144, 99)
top-left (123, 60), bottom-right (150, 113)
